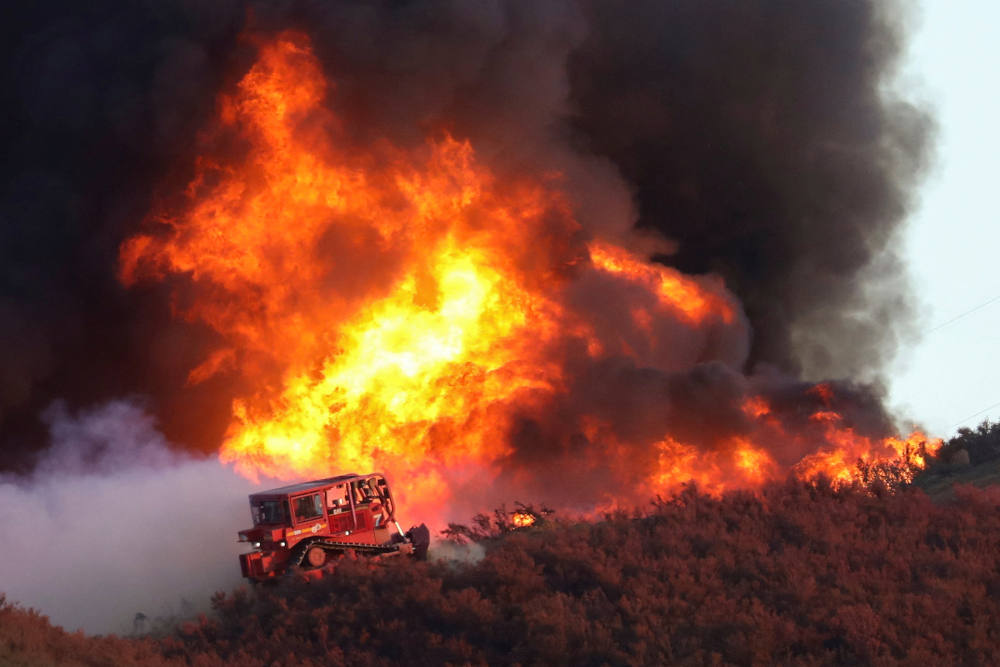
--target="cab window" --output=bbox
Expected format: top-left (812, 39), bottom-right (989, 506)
top-left (354, 478), bottom-right (381, 504)
top-left (293, 493), bottom-right (323, 522)
top-left (253, 499), bottom-right (288, 525)
top-left (373, 476), bottom-right (394, 516)
top-left (372, 476), bottom-right (389, 502)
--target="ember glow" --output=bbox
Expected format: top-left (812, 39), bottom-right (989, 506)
top-left (120, 33), bottom-right (939, 517)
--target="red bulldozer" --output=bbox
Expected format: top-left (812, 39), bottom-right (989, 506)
top-left (237, 472), bottom-right (430, 581)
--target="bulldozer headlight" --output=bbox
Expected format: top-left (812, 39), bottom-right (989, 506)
top-left (279, 541), bottom-right (286, 547)
top-left (253, 541), bottom-right (261, 548)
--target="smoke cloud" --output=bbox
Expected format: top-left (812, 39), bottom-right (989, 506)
top-left (0, 1), bottom-right (931, 466)
top-left (567, 0), bottom-right (933, 381)
top-left (0, 400), bottom-right (258, 634)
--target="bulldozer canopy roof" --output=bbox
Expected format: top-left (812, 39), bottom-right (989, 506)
top-left (248, 472), bottom-right (384, 499)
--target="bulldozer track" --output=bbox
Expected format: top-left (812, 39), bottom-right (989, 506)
top-left (290, 538), bottom-right (402, 568)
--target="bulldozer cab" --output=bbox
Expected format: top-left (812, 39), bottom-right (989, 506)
top-left (247, 473), bottom-right (396, 536)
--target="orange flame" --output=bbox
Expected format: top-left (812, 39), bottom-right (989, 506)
top-left (588, 241), bottom-right (734, 325)
top-left (120, 33), bottom-right (940, 519)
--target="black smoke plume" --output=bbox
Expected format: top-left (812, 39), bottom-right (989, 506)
top-left (567, 1), bottom-right (932, 381)
top-left (0, 0), bottom-right (931, 470)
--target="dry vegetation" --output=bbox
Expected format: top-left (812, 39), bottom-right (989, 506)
top-left (915, 420), bottom-right (1000, 499)
top-left (0, 594), bottom-right (179, 667)
top-left (6, 458), bottom-right (1000, 666)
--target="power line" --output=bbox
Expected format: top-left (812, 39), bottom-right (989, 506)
top-left (919, 293), bottom-right (1000, 431)
top-left (950, 399), bottom-right (1000, 430)
top-left (928, 294), bottom-right (1000, 333)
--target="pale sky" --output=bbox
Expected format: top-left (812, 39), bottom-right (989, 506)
top-left (888, 1), bottom-right (1000, 437)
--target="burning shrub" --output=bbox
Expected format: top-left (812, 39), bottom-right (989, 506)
top-left (442, 502), bottom-right (555, 544)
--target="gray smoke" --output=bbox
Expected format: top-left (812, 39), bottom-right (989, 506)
top-left (0, 400), bottom-right (262, 634)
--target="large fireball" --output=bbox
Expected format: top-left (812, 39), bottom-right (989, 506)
top-left (120, 32), bottom-right (937, 519)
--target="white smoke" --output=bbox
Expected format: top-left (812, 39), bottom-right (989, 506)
top-left (0, 399), bottom-right (272, 635)
top-left (429, 540), bottom-right (487, 565)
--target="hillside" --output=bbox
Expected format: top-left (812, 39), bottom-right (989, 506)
top-left (914, 458), bottom-right (1000, 500)
top-left (5, 474), bottom-right (1000, 666)
top-left (913, 420), bottom-right (1000, 500)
